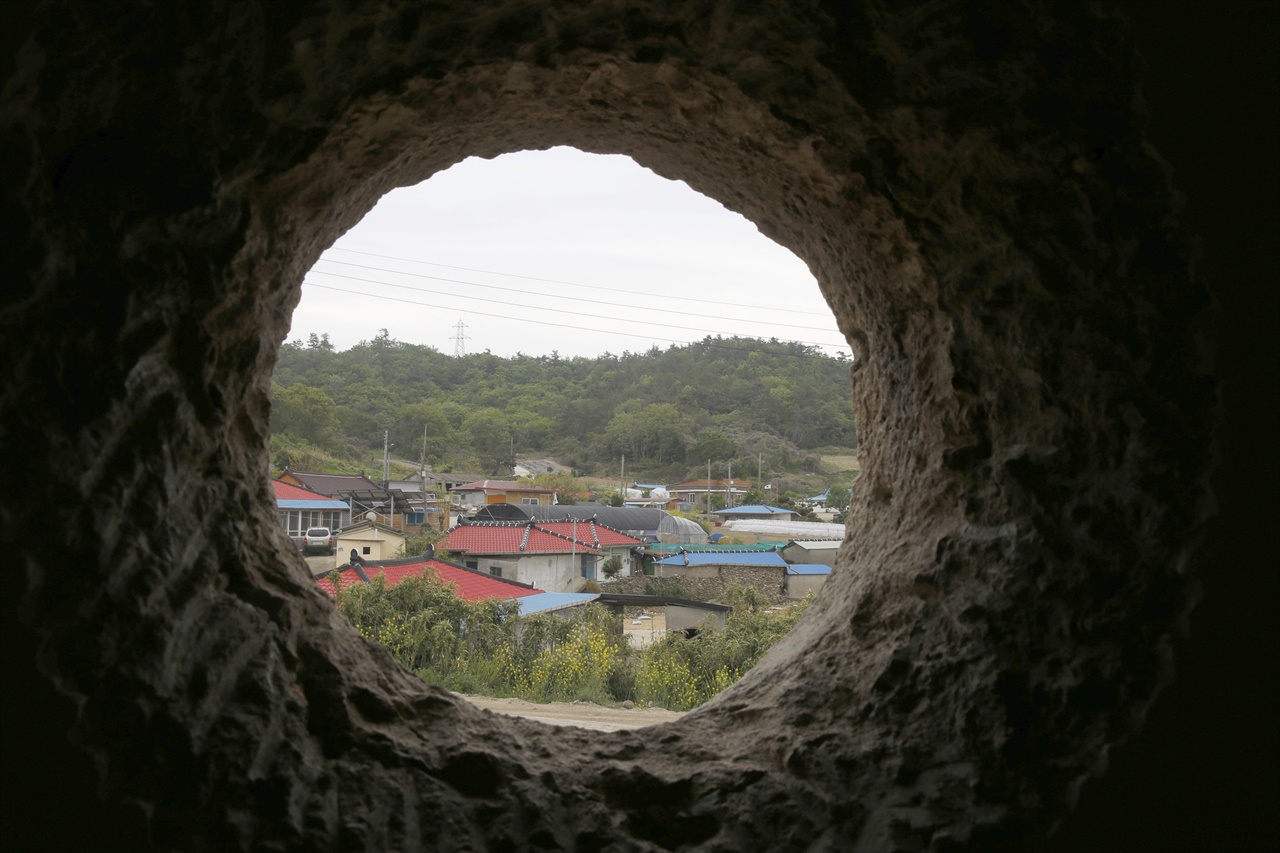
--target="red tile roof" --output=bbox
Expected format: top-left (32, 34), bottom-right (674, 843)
top-left (315, 558), bottom-right (541, 602)
top-left (536, 521), bottom-right (645, 548)
top-left (273, 479), bottom-right (330, 500)
top-left (442, 522), bottom-right (602, 555)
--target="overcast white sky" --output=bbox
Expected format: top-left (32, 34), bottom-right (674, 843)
top-left (288, 146), bottom-right (849, 359)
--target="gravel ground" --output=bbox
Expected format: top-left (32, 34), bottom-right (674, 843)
top-left (458, 695), bottom-right (685, 731)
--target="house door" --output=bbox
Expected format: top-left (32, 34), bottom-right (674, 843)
top-left (580, 554), bottom-right (595, 580)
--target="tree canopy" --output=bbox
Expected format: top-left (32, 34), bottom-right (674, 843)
top-left (271, 334), bottom-right (856, 479)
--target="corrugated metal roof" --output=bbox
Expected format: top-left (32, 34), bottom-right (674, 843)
top-left (645, 543), bottom-right (778, 554)
top-left (725, 520), bottom-right (847, 537)
top-left (654, 551), bottom-right (788, 568)
top-left (784, 539), bottom-right (844, 550)
top-left (786, 564), bottom-right (833, 575)
top-left (712, 505), bottom-right (794, 516)
top-left (518, 592), bottom-right (599, 615)
top-left (278, 499), bottom-right (351, 510)
top-left (282, 470), bottom-right (380, 498)
top-left (477, 503), bottom-right (667, 531)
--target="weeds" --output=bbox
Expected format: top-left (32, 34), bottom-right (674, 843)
top-left (328, 570), bottom-right (809, 711)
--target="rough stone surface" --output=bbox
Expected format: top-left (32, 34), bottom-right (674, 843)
top-left (0, 1), bottom-right (1225, 850)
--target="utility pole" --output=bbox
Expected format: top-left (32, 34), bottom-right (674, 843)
top-left (620, 455), bottom-right (625, 503)
top-left (758, 452), bottom-right (763, 488)
top-left (726, 461), bottom-right (732, 508)
top-left (707, 458), bottom-right (712, 513)
top-left (382, 430), bottom-right (391, 484)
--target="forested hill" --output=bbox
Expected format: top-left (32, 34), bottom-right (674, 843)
top-left (270, 331), bottom-right (856, 480)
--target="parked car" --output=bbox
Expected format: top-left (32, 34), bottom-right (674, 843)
top-left (302, 527), bottom-right (335, 555)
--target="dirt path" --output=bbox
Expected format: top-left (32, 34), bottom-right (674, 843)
top-left (458, 695), bottom-right (685, 731)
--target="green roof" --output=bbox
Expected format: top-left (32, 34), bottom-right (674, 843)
top-left (643, 542), bottom-right (781, 553)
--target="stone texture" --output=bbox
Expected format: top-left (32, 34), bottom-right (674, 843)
top-left (0, 1), bottom-right (1222, 850)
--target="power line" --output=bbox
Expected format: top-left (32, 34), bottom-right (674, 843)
top-left (306, 270), bottom-right (846, 348)
top-left (323, 246), bottom-right (832, 318)
top-left (313, 257), bottom-right (833, 333)
top-left (301, 281), bottom-right (850, 361)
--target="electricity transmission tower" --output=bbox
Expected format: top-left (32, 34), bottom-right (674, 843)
top-left (451, 319), bottom-right (469, 357)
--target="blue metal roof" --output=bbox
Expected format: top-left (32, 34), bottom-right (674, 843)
top-left (277, 499), bottom-right (350, 510)
top-left (517, 592), bottom-right (600, 615)
top-left (786, 564), bottom-right (833, 575)
top-left (655, 551), bottom-right (787, 568)
top-left (711, 505), bottom-right (794, 516)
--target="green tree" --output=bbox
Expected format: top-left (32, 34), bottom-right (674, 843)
top-left (392, 402), bottom-right (452, 460)
top-left (687, 429), bottom-right (738, 464)
top-left (528, 471), bottom-right (585, 504)
top-left (509, 410), bottom-right (555, 451)
top-left (604, 402), bottom-right (686, 464)
top-left (271, 384), bottom-right (338, 444)
top-left (463, 407), bottom-right (513, 474)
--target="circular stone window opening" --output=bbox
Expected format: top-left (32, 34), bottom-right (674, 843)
top-left (8, 14), bottom-right (1211, 847)
top-left (276, 146), bottom-right (855, 717)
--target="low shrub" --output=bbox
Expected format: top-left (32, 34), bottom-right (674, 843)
top-left (327, 569), bottom-right (809, 712)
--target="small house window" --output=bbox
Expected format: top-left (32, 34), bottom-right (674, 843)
top-left (362, 546), bottom-right (371, 555)
top-left (521, 497), bottom-right (539, 505)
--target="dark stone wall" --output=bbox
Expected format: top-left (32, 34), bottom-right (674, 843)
top-left (0, 1), bottom-right (1272, 850)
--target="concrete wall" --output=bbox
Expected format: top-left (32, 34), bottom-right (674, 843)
top-left (786, 573), bottom-right (829, 601)
top-left (779, 544), bottom-right (840, 565)
top-left (497, 554), bottom-right (576, 593)
top-left (338, 533), bottom-right (405, 564)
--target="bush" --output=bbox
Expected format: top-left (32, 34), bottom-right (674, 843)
top-left (601, 555), bottom-right (623, 578)
top-left (326, 567), bottom-right (808, 712)
top-left (498, 605), bottom-right (629, 704)
top-left (397, 527), bottom-right (443, 557)
top-left (634, 598), bottom-right (812, 710)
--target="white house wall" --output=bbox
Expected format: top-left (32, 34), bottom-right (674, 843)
top-left (476, 554), bottom-right (578, 593)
